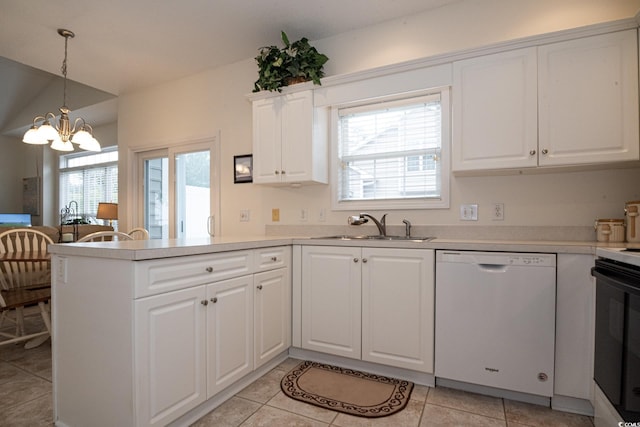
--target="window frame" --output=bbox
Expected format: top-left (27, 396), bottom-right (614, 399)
top-left (58, 146), bottom-right (119, 218)
top-left (330, 87), bottom-right (450, 211)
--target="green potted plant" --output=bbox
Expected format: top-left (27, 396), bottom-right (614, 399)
top-left (253, 31), bottom-right (329, 92)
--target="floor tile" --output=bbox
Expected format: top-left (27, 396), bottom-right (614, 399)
top-left (241, 405), bottom-right (329, 427)
top-left (276, 357), bottom-right (304, 372)
top-left (0, 391), bottom-right (53, 427)
top-left (236, 367), bottom-right (287, 404)
top-left (190, 396), bottom-right (261, 427)
top-left (504, 399), bottom-right (593, 427)
top-left (0, 372), bottom-right (51, 412)
top-left (267, 391), bottom-right (338, 423)
top-left (427, 386), bottom-right (505, 420)
top-left (411, 385), bottom-right (430, 403)
top-left (0, 361), bottom-right (28, 386)
top-left (420, 403), bottom-right (506, 426)
top-left (332, 397), bottom-right (424, 427)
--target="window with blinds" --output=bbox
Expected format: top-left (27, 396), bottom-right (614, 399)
top-left (335, 91), bottom-right (448, 209)
top-left (59, 148), bottom-right (118, 217)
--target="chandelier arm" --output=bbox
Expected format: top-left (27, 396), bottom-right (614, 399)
top-left (71, 117), bottom-right (85, 134)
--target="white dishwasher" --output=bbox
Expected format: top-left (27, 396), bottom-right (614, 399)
top-left (435, 250), bottom-right (556, 397)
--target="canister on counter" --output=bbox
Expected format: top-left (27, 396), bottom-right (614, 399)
top-left (625, 200), bottom-right (640, 243)
top-left (595, 219), bottom-right (625, 243)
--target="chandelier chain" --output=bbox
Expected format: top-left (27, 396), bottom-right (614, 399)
top-left (61, 32), bottom-right (69, 107)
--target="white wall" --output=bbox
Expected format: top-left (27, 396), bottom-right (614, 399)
top-left (117, 0), bottom-right (640, 235)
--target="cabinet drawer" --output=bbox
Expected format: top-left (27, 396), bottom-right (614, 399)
top-left (254, 246), bottom-right (290, 272)
top-left (135, 250), bottom-right (253, 298)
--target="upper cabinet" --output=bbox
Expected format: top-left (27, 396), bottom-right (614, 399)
top-left (538, 30), bottom-right (639, 166)
top-left (452, 29), bottom-right (639, 173)
top-left (452, 47), bottom-right (538, 171)
top-left (252, 90), bottom-right (328, 185)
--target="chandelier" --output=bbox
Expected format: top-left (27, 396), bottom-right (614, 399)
top-left (22, 29), bottom-right (101, 152)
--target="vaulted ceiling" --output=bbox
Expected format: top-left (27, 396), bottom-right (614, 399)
top-left (0, 0), bottom-right (462, 136)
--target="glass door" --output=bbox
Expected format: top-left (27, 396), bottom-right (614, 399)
top-left (137, 140), bottom-right (218, 239)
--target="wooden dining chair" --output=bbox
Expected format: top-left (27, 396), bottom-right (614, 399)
top-left (76, 231), bottom-right (135, 242)
top-left (0, 228), bottom-right (53, 347)
top-left (127, 227), bottom-right (150, 240)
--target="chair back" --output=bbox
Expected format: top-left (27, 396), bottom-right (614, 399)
top-left (77, 231), bottom-right (135, 242)
top-left (0, 229), bottom-right (53, 292)
top-left (127, 227), bottom-right (150, 240)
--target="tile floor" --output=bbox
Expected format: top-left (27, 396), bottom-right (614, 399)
top-left (1, 317), bottom-right (594, 427)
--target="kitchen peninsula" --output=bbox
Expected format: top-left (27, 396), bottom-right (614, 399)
top-left (50, 235), bottom-right (600, 427)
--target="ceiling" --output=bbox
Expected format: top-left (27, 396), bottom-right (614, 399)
top-left (0, 0), bottom-right (463, 136)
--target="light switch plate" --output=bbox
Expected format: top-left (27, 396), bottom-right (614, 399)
top-left (460, 204), bottom-right (478, 221)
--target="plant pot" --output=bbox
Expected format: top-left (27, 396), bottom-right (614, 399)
top-left (285, 76), bottom-right (309, 86)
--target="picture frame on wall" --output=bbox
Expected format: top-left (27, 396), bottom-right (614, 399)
top-left (234, 154), bottom-right (253, 183)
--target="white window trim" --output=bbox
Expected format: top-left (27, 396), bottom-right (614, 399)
top-left (330, 87), bottom-right (450, 211)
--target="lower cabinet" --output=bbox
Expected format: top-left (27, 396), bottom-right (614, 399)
top-left (133, 248), bottom-right (291, 427)
top-left (135, 275), bottom-right (254, 426)
top-left (301, 245), bottom-right (434, 373)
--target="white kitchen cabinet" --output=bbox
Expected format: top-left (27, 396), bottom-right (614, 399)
top-left (362, 248), bottom-right (434, 373)
top-left (452, 47), bottom-right (538, 171)
top-left (301, 245), bottom-right (362, 359)
top-left (54, 246), bottom-right (290, 427)
top-left (206, 275), bottom-right (254, 397)
top-left (254, 267), bottom-right (291, 369)
top-left (252, 90), bottom-right (328, 185)
top-left (538, 30), bottom-right (639, 166)
top-left (135, 286), bottom-right (207, 427)
top-left (300, 245), bottom-right (434, 373)
top-left (553, 254), bottom-right (596, 411)
top-left (453, 30), bottom-right (639, 173)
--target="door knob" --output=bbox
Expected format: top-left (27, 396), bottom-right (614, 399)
top-left (541, 149), bottom-right (549, 155)
top-left (210, 297), bottom-right (218, 303)
top-left (257, 285), bottom-right (263, 290)
top-left (205, 267), bottom-right (213, 273)
top-left (353, 258), bottom-right (359, 263)
top-left (201, 300), bottom-right (209, 306)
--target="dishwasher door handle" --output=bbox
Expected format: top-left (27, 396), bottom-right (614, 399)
top-left (476, 263), bottom-right (508, 273)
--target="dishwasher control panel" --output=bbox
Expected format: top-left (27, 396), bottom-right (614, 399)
top-left (437, 251), bottom-right (556, 267)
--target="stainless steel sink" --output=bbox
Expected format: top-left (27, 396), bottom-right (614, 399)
top-left (311, 235), bottom-right (434, 242)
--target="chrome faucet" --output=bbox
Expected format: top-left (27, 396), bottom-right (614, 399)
top-left (348, 213), bottom-right (388, 236)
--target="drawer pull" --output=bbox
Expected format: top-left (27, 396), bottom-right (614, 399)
top-left (257, 285), bottom-right (263, 290)
top-left (205, 267), bottom-right (213, 273)
top-left (201, 300), bottom-right (208, 306)
top-left (211, 297), bottom-right (218, 303)
top-left (270, 256), bottom-right (278, 262)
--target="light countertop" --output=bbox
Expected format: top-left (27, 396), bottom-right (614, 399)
top-left (45, 234), bottom-right (631, 261)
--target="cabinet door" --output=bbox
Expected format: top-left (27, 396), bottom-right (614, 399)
top-left (253, 97), bottom-right (283, 183)
top-left (554, 254), bottom-right (595, 401)
top-left (452, 47), bottom-right (538, 171)
top-left (362, 248), bottom-right (434, 373)
top-left (539, 30), bottom-right (639, 166)
top-left (281, 90), bottom-right (314, 182)
top-left (301, 246), bottom-right (361, 359)
top-left (254, 267), bottom-right (291, 369)
top-left (135, 286), bottom-right (207, 427)
top-left (206, 275), bottom-right (254, 397)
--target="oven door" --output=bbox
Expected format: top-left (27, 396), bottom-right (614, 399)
top-left (592, 259), bottom-right (640, 421)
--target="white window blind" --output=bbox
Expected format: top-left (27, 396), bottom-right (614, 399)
top-left (59, 148), bottom-right (118, 217)
top-left (337, 94), bottom-right (443, 204)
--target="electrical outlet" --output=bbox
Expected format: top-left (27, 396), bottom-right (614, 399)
top-left (56, 257), bottom-right (67, 284)
top-left (318, 208), bottom-right (326, 222)
top-left (492, 203), bottom-right (505, 221)
top-left (272, 208), bottom-right (280, 222)
top-left (460, 204), bottom-right (478, 221)
top-left (300, 208), bottom-right (308, 222)
top-left (240, 209), bottom-right (250, 222)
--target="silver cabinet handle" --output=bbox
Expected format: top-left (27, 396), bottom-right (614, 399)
top-left (529, 150), bottom-right (536, 156)
top-left (541, 149), bottom-right (549, 155)
top-left (201, 300), bottom-right (209, 306)
top-left (257, 285), bottom-right (263, 290)
top-left (362, 258), bottom-right (368, 263)
top-left (210, 297), bottom-right (217, 303)
top-left (353, 258), bottom-right (359, 263)
top-left (271, 256), bottom-right (277, 262)
top-left (205, 267), bottom-right (213, 273)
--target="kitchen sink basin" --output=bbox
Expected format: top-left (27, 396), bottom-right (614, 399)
top-left (311, 235), bottom-right (435, 242)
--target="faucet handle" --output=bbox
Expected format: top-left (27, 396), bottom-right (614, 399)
top-left (402, 219), bottom-right (412, 237)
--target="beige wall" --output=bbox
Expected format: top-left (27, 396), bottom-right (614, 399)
top-left (117, 0), bottom-right (640, 235)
